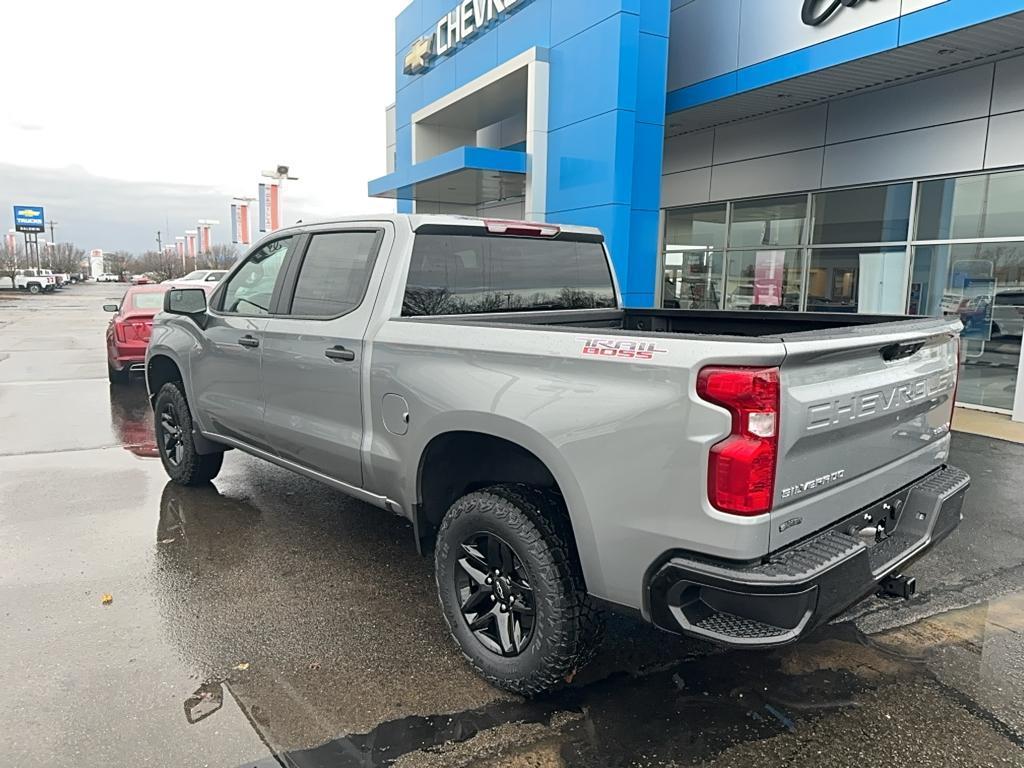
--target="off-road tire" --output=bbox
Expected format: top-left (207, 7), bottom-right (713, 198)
top-left (108, 363), bottom-right (129, 385)
top-left (154, 382), bottom-right (223, 486)
top-left (28, 283), bottom-right (41, 295)
top-left (435, 484), bottom-right (604, 696)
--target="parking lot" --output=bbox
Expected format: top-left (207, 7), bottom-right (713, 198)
top-left (1, 283), bottom-right (1023, 767)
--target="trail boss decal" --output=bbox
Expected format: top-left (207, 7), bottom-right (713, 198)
top-left (579, 338), bottom-right (668, 361)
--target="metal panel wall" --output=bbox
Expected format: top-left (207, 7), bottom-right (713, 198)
top-left (662, 57), bottom-right (1024, 209)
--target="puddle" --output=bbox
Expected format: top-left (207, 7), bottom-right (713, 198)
top-left (228, 623), bottom-right (896, 767)
top-left (108, 383), bottom-right (159, 457)
top-left (220, 600), bottom-right (1023, 768)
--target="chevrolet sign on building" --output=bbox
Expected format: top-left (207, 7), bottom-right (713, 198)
top-left (404, 0), bottom-right (530, 75)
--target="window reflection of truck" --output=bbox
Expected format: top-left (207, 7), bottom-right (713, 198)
top-left (993, 291), bottom-right (1024, 338)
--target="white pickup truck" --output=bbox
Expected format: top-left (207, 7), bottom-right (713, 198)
top-left (13, 269), bottom-right (57, 294)
top-left (147, 214), bottom-right (969, 694)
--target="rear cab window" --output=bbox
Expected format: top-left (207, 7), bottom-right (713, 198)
top-left (402, 231), bottom-right (617, 317)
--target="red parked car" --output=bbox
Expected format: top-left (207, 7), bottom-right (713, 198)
top-left (104, 284), bottom-right (171, 383)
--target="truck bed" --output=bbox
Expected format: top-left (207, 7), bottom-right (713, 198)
top-left (442, 307), bottom-right (946, 340)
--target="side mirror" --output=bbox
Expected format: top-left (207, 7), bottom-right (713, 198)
top-left (103, 304), bottom-right (119, 313)
top-left (165, 288), bottom-right (209, 329)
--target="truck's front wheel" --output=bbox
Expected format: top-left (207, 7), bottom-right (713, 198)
top-left (154, 382), bottom-right (224, 486)
top-left (435, 484), bottom-right (603, 696)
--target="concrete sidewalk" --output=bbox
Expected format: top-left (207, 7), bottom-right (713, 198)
top-left (954, 407), bottom-right (1024, 445)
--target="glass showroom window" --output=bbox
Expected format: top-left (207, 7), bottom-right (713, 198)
top-left (724, 196), bottom-right (806, 311)
top-left (911, 241), bottom-right (1024, 412)
top-left (804, 184), bottom-right (913, 315)
top-left (811, 183), bottom-right (912, 245)
top-left (917, 169), bottom-right (1024, 241)
top-left (665, 203), bottom-right (727, 250)
top-left (729, 196), bottom-right (806, 249)
top-left (911, 169), bottom-right (1024, 414)
top-left (663, 204), bottom-right (726, 309)
top-left (663, 248), bottom-right (722, 309)
top-left (807, 248), bottom-right (909, 314)
top-left (723, 249), bottom-right (803, 311)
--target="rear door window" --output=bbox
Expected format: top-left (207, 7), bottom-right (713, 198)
top-left (403, 234), bottom-right (616, 316)
top-left (286, 231), bottom-right (381, 318)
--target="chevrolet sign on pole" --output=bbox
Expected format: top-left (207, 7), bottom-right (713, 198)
top-left (13, 205), bottom-right (45, 233)
top-left (404, 0), bottom-right (530, 75)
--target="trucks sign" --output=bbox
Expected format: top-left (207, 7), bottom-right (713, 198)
top-left (13, 205), bottom-right (45, 233)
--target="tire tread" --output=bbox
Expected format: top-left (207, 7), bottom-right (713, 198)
top-left (435, 483), bottom-right (604, 696)
top-left (155, 382), bottom-right (223, 486)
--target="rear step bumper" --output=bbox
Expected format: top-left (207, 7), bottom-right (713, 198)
top-left (645, 465), bottom-right (970, 647)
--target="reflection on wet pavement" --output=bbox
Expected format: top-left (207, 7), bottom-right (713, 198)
top-left (233, 600), bottom-right (1022, 767)
top-left (108, 383), bottom-right (159, 458)
top-left (148, 473), bottom-right (1024, 767)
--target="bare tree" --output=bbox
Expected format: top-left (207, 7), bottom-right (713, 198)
top-left (47, 243), bottom-right (87, 274)
top-left (134, 250), bottom-right (184, 282)
top-left (0, 242), bottom-right (25, 273)
top-left (106, 250), bottom-right (135, 278)
top-left (204, 244), bottom-right (240, 270)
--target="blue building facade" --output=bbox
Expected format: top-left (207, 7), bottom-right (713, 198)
top-left (371, 0), bottom-right (1024, 417)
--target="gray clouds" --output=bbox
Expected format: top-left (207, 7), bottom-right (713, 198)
top-left (0, 163), bottom-right (321, 252)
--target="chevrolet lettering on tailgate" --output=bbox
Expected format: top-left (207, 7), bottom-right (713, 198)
top-left (806, 371), bottom-right (955, 431)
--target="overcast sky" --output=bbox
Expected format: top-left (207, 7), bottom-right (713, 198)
top-left (0, 1), bottom-right (408, 253)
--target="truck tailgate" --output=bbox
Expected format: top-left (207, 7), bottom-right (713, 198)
top-left (771, 317), bottom-right (961, 551)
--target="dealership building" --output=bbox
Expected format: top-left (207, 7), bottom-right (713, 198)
top-left (370, 0), bottom-right (1024, 420)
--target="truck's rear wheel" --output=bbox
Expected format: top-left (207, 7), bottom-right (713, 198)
top-left (154, 382), bottom-right (223, 486)
top-left (435, 484), bottom-right (603, 696)
top-left (28, 283), bottom-right (41, 294)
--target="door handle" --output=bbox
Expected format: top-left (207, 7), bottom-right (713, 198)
top-left (237, 335), bottom-right (260, 349)
top-left (324, 345), bottom-right (356, 362)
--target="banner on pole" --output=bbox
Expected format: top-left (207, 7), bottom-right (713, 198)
top-left (269, 183), bottom-right (280, 232)
top-left (258, 184), bottom-right (267, 233)
top-left (239, 203), bottom-right (250, 245)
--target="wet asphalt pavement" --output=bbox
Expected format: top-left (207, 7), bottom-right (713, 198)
top-left (1, 284), bottom-right (1023, 768)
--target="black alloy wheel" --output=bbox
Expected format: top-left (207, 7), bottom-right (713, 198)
top-left (435, 484), bottom-right (605, 695)
top-left (154, 382), bottom-right (224, 486)
top-left (455, 532), bottom-right (536, 656)
top-left (159, 401), bottom-right (186, 468)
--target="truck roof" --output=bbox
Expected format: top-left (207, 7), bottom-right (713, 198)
top-left (270, 213), bottom-right (604, 239)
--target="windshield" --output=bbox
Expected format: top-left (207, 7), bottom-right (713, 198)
top-left (180, 271), bottom-right (207, 281)
top-left (403, 234), bottom-right (617, 316)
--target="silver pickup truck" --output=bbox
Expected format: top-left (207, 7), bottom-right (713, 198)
top-left (147, 215), bottom-right (969, 694)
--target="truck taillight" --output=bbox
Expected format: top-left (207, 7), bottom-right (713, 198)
top-left (697, 366), bottom-right (780, 517)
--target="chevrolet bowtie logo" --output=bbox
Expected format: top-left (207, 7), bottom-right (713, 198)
top-left (404, 36), bottom-right (434, 75)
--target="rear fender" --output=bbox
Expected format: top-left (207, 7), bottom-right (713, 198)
top-left (409, 411), bottom-right (603, 596)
